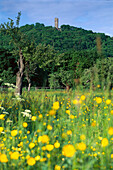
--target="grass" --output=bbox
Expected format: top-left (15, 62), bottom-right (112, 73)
top-left (0, 88), bottom-right (113, 169)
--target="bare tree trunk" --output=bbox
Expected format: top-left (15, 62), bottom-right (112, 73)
top-left (26, 73), bottom-right (31, 91)
top-left (15, 48), bottom-right (24, 95)
top-left (25, 61), bottom-right (31, 92)
top-left (66, 84), bottom-right (70, 92)
top-left (28, 82), bottom-right (31, 91)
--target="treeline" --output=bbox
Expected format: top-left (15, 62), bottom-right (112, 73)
top-left (0, 13), bottom-right (113, 92)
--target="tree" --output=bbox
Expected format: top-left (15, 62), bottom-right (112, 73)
top-left (80, 57), bottom-right (113, 90)
top-left (32, 44), bottom-right (62, 87)
top-left (0, 12), bottom-right (26, 95)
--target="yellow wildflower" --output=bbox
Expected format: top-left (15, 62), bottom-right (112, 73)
top-left (0, 114), bottom-right (5, 120)
top-left (54, 165), bottom-right (61, 170)
top-left (97, 85), bottom-right (100, 88)
top-left (81, 95), bottom-right (86, 100)
top-left (108, 127), bottom-right (113, 135)
top-left (31, 116), bottom-right (37, 121)
top-left (111, 154), bottom-right (113, 159)
top-left (47, 125), bottom-right (52, 130)
top-left (70, 114), bottom-right (74, 119)
top-left (67, 130), bottom-right (72, 135)
top-left (26, 155), bottom-right (30, 159)
top-left (0, 127), bottom-right (4, 133)
top-left (66, 110), bottom-right (70, 115)
top-left (27, 157), bottom-right (36, 166)
top-left (38, 136), bottom-right (42, 143)
top-left (40, 158), bottom-right (47, 162)
top-left (46, 144), bottom-right (54, 151)
top-left (41, 135), bottom-right (49, 144)
top-left (110, 110), bottom-right (113, 115)
top-left (62, 133), bottom-right (67, 138)
top-left (96, 97), bottom-right (102, 104)
top-left (73, 99), bottom-right (79, 104)
top-left (23, 122), bottom-right (28, 128)
top-left (11, 130), bottom-right (17, 137)
top-left (49, 110), bottom-right (56, 116)
top-left (54, 141), bottom-right (60, 148)
top-left (106, 99), bottom-right (111, 105)
top-left (39, 114), bottom-right (43, 118)
top-left (53, 101), bottom-right (60, 110)
top-left (35, 155), bottom-right (40, 161)
top-left (0, 154), bottom-right (8, 162)
top-left (101, 138), bottom-right (108, 147)
top-left (29, 142), bottom-right (35, 149)
top-left (62, 144), bottom-right (75, 157)
top-left (91, 121), bottom-right (96, 127)
top-left (78, 142), bottom-right (86, 151)
top-left (10, 152), bottom-right (19, 160)
top-left (42, 146), bottom-right (46, 151)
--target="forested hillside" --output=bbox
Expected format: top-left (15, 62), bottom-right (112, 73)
top-left (0, 21), bottom-right (113, 89)
top-left (1, 23), bottom-right (113, 55)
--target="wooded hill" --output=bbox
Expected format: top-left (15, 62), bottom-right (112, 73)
top-left (1, 23), bottom-right (113, 55)
top-left (0, 21), bottom-right (113, 89)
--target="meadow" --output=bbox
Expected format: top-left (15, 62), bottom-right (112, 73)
top-left (0, 87), bottom-right (113, 170)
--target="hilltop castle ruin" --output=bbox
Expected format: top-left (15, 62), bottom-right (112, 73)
top-left (55, 18), bottom-right (61, 31)
top-left (55, 18), bottom-right (59, 29)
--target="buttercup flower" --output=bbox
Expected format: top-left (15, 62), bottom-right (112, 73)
top-left (31, 116), bottom-right (37, 121)
top-left (111, 110), bottom-right (113, 115)
top-left (0, 154), bottom-right (8, 163)
top-left (54, 165), bottom-right (61, 170)
top-left (53, 101), bottom-right (59, 110)
top-left (10, 152), bottom-right (19, 160)
top-left (41, 135), bottom-right (49, 143)
top-left (23, 122), bottom-right (28, 128)
top-left (0, 114), bottom-right (5, 120)
top-left (78, 142), bottom-right (86, 151)
top-left (47, 125), bottom-right (52, 130)
top-left (54, 141), bottom-right (60, 148)
top-left (81, 95), bottom-right (86, 100)
top-left (29, 142), bottom-right (35, 149)
top-left (49, 110), bottom-right (56, 116)
top-left (96, 97), bottom-right (102, 104)
top-left (35, 155), bottom-right (40, 161)
top-left (101, 138), bottom-right (108, 147)
top-left (46, 144), bottom-right (54, 151)
top-left (108, 127), bottom-right (113, 135)
top-left (62, 144), bottom-right (75, 157)
top-left (111, 154), bottom-right (113, 159)
top-left (0, 127), bottom-right (4, 133)
top-left (11, 130), bottom-right (17, 137)
top-left (27, 157), bottom-right (36, 166)
top-left (67, 130), bottom-right (72, 135)
top-left (106, 99), bottom-right (111, 105)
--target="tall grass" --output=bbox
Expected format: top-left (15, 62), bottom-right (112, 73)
top-left (0, 88), bottom-right (113, 169)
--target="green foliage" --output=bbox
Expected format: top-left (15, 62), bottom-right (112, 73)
top-left (80, 57), bottom-right (113, 89)
top-left (0, 13), bottom-right (113, 88)
top-left (49, 72), bottom-right (61, 88)
top-left (0, 67), bottom-right (16, 85)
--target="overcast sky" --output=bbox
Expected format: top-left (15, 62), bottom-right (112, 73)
top-left (0, 0), bottom-right (113, 36)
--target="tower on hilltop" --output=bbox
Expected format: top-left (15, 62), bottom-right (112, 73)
top-left (55, 18), bottom-right (59, 29)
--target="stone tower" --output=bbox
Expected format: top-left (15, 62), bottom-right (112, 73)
top-left (55, 18), bottom-right (59, 29)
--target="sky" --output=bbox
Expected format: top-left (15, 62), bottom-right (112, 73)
top-left (0, 0), bottom-right (113, 37)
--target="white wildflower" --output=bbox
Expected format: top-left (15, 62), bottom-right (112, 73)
top-left (3, 111), bottom-right (9, 114)
top-left (25, 109), bottom-right (31, 113)
top-left (0, 107), bottom-right (4, 110)
top-left (21, 111), bottom-right (32, 119)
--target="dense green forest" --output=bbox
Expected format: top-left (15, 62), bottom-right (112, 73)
top-left (0, 17), bottom-right (113, 90)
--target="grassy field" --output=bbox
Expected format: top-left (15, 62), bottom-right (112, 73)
top-left (0, 88), bottom-right (113, 169)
